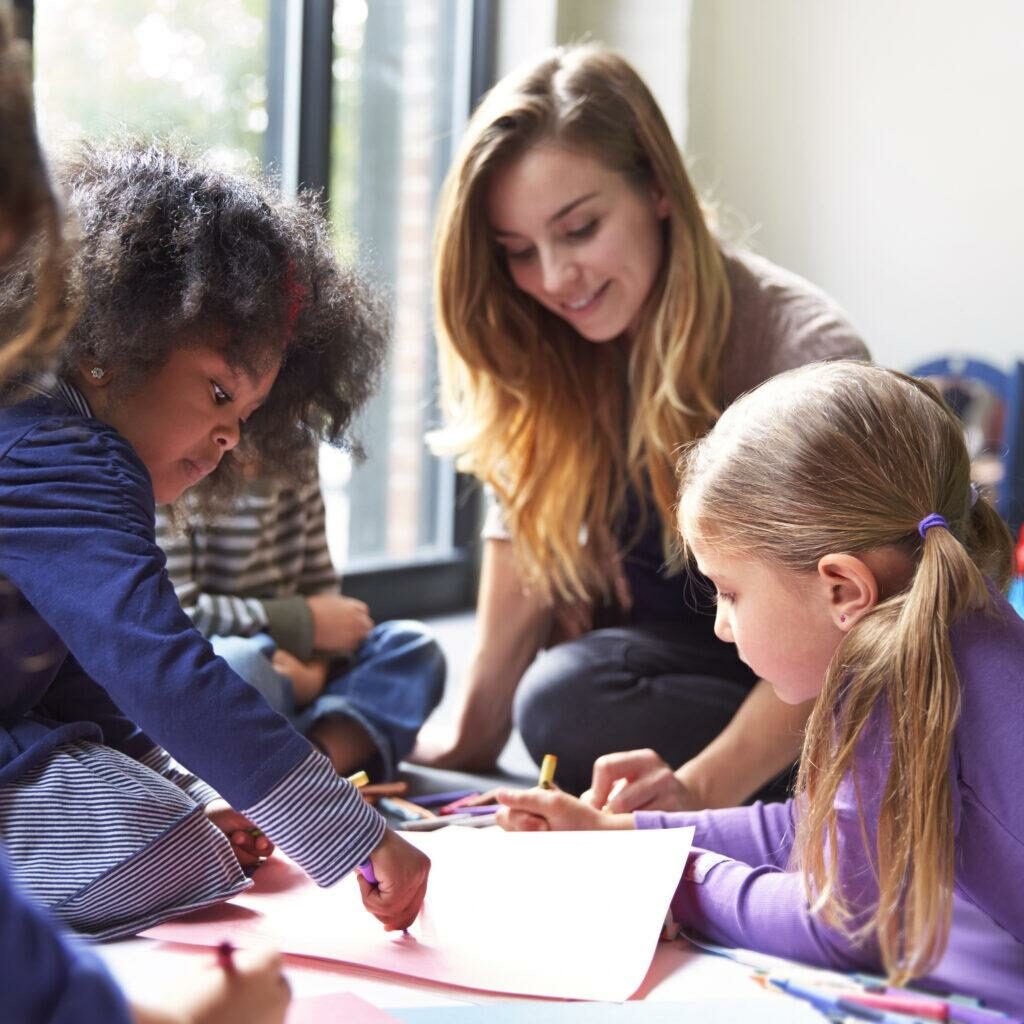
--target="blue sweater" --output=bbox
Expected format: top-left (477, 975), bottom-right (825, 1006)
top-left (0, 392), bottom-right (385, 883)
top-left (0, 853), bottom-right (130, 1024)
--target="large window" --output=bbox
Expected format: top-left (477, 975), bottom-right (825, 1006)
top-left (29, 0), bottom-right (488, 615)
top-left (33, 0), bottom-right (271, 170)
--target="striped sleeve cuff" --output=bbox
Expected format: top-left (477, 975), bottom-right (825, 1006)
top-left (242, 749), bottom-right (386, 887)
top-left (138, 745), bottom-right (222, 807)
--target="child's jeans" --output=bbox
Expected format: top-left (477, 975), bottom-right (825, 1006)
top-left (211, 621), bottom-right (445, 779)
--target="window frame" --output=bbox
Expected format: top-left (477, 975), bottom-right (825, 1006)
top-left (24, 0), bottom-right (495, 620)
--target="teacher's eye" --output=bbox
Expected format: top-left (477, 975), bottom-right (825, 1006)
top-left (566, 219), bottom-right (598, 241)
top-left (504, 245), bottom-right (535, 263)
top-left (212, 381), bottom-right (233, 405)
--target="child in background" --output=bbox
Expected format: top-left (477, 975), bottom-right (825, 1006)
top-left (156, 456), bottom-right (444, 779)
top-left (496, 361), bottom-right (1024, 1013)
top-left (0, 140), bottom-right (429, 948)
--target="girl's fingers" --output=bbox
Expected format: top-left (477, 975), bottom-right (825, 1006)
top-left (495, 787), bottom-right (555, 815)
top-left (496, 806), bottom-right (550, 832)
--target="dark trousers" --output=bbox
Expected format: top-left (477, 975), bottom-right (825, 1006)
top-left (513, 623), bottom-right (793, 801)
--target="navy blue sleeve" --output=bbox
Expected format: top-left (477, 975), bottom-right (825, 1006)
top-left (0, 417), bottom-right (315, 808)
top-left (35, 652), bottom-right (155, 760)
top-left (0, 852), bottom-right (132, 1024)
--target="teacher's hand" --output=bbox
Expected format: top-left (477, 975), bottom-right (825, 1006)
top-left (583, 749), bottom-right (700, 814)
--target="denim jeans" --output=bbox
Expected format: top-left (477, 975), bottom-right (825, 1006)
top-left (211, 620), bottom-right (445, 779)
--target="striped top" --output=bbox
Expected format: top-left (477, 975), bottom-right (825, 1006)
top-left (156, 474), bottom-right (338, 660)
top-left (0, 382), bottom-right (386, 889)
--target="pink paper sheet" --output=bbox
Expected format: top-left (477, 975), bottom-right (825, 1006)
top-left (288, 991), bottom-right (400, 1023)
top-left (144, 826), bottom-right (694, 1002)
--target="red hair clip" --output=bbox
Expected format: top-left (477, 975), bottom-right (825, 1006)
top-left (283, 260), bottom-right (307, 336)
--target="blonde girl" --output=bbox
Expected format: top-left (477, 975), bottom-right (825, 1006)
top-left (415, 43), bottom-right (868, 805)
top-left (497, 361), bottom-right (1024, 1012)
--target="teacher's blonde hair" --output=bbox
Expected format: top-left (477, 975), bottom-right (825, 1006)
top-left (678, 360), bottom-right (1013, 984)
top-left (432, 44), bottom-right (730, 603)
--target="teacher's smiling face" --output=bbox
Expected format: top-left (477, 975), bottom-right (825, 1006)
top-left (486, 143), bottom-right (670, 344)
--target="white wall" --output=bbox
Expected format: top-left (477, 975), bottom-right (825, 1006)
top-left (494, 0), bottom-right (690, 145)
top-left (686, 1), bottom-right (1024, 372)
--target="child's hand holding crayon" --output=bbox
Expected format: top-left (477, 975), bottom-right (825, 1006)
top-left (356, 829), bottom-right (430, 931)
top-left (131, 945), bottom-right (290, 1024)
top-left (495, 787), bottom-right (635, 832)
top-left (204, 800), bottom-right (274, 870)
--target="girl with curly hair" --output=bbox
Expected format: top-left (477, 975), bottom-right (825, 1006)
top-left (0, 139), bottom-right (429, 949)
top-left (497, 362), bottom-right (1024, 1013)
top-left (0, 7), bottom-right (293, 1020)
top-left (416, 44), bottom-right (869, 805)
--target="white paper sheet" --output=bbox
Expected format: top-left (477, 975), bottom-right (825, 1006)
top-left (144, 826), bottom-right (694, 1001)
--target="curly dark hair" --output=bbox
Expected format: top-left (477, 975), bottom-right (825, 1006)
top-left (38, 139), bottom-right (387, 503)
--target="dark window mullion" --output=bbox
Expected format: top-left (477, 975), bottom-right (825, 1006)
top-left (298, 0), bottom-right (334, 196)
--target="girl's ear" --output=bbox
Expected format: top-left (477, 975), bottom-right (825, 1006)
top-left (76, 360), bottom-right (113, 390)
top-left (816, 553), bottom-right (879, 632)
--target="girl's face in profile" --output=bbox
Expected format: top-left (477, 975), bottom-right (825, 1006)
top-left (681, 499), bottom-right (843, 706)
top-left (486, 144), bottom-right (669, 344)
top-left (84, 344), bottom-right (279, 504)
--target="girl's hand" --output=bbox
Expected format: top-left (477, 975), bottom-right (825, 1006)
top-left (269, 649), bottom-right (328, 707)
top-left (495, 787), bottom-right (634, 832)
top-left (130, 947), bottom-right (290, 1024)
top-left (204, 800), bottom-right (273, 870)
top-left (357, 829), bottom-right (430, 931)
top-left (307, 594), bottom-right (374, 654)
top-left (583, 749), bottom-right (699, 813)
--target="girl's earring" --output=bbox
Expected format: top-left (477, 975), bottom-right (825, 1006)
top-left (90, 366), bottom-right (105, 380)
top-left (839, 614), bottom-right (847, 624)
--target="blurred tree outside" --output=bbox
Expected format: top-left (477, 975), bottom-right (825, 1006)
top-left (34, 0), bottom-right (270, 173)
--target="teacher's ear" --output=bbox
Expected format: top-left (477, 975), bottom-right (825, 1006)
top-left (816, 552), bottom-right (879, 631)
top-left (650, 180), bottom-right (670, 220)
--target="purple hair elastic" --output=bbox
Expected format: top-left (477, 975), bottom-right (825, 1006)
top-left (918, 513), bottom-right (949, 538)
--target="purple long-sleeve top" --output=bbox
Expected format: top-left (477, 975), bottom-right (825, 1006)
top-left (637, 593), bottom-right (1024, 1014)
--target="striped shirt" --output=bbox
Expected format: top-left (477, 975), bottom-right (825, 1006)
top-left (156, 474), bottom-right (339, 660)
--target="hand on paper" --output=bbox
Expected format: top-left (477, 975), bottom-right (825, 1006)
top-left (582, 749), bottom-right (699, 813)
top-left (495, 787), bottom-right (634, 832)
top-left (307, 593), bottom-right (374, 654)
top-left (269, 649), bottom-right (328, 707)
top-left (129, 946), bottom-right (290, 1024)
top-left (204, 800), bottom-right (273, 870)
top-left (357, 829), bottom-right (430, 931)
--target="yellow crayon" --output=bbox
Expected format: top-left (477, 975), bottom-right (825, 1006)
top-left (347, 770), bottom-right (370, 789)
top-left (538, 754), bottom-right (558, 790)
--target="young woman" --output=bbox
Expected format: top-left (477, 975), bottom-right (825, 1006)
top-left (497, 361), bottom-right (1024, 1013)
top-left (415, 43), bottom-right (869, 802)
